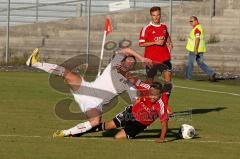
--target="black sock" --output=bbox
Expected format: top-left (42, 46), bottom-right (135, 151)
top-left (88, 123), bottom-right (104, 133)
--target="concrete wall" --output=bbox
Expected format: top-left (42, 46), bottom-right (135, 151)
top-left (0, 1), bottom-right (239, 74)
top-left (204, 0), bottom-right (240, 16)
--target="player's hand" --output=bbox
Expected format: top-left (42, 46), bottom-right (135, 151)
top-left (195, 53), bottom-right (200, 60)
top-left (155, 39), bottom-right (165, 46)
top-left (155, 138), bottom-right (167, 143)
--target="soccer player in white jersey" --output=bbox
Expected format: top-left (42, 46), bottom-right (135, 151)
top-left (26, 48), bottom-right (152, 137)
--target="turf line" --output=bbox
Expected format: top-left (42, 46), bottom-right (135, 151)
top-left (175, 85), bottom-right (240, 97)
top-left (0, 134), bottom-right (41, 138)
top-left (70, 137), bottom-right (240, 144)
top-left (1, 134), bottom-right (240, 144)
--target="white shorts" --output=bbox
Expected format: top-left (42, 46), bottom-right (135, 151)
top-left (71, 79), bottom-right (103, 113)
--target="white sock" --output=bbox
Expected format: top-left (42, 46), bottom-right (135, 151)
top-left (63, 121), bottom-right (92, 136)
top-left (33, 62), bottom-right (65, 76)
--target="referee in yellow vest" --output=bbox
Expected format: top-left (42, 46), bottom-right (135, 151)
top-left (186, 16), bottom-right (216, 81)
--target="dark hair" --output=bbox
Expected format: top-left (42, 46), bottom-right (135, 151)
top-left (121, 55), bottom-right (136, 63)
top-left (150, 82), bottom-right (163, 91)
top-left (150, 6), bottom-right (161, 14)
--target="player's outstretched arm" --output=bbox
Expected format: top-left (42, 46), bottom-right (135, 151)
top-left (139, 41), bottom-right (157, 47)
top-left (140, 40), bottom-right (165, 47)
top-left (117, 48), bottom-right (152, 67)
top-left (156, 120), bottom-right (168, 143)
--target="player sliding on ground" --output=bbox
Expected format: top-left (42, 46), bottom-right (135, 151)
top-left (70, 66), bottom-right (169, 143)
top-left (100, 81), bottom-right (168, 143)
top-left (26, 48), bottom-right (152, 138)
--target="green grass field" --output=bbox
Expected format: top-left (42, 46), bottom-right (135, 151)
top-left (0, 72), bottom-right (240, 159)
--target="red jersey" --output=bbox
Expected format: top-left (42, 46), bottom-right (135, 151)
top-left (131, 81), bottom-right (169, 126)
top-left (139, 22), bottom-right (171, 63)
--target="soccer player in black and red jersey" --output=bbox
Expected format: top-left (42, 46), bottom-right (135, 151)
top-left (139, 6), bottom-right (173, 115)
top-left (98, 68), bottom-right (169, 143)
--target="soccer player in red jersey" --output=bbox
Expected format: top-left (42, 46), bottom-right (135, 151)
top-left (101, 81), bottom-right (168, 143)
top-left (139, 6), bottom-right (173, 115)
top-left (97, 67), bottom-right (169, 143)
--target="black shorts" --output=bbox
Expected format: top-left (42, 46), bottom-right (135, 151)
top-left (113, 106), bottom-right (147, 139)
top-left (146, 60), bottom-right (172, 79)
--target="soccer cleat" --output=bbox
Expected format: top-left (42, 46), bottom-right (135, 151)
top-left (26, 48), bottom-right (39, 67)
top-left (53, 130), bottom-right (65, 138)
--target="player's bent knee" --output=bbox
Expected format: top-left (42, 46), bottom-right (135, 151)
top-left (87, 118), bottom-right (100, 127)
top-left (64, 71), bottom-right (82, 83)
top-left (87, 113), bottom-right (102, 127)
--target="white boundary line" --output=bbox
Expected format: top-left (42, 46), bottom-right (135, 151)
top-left (175, 85), bottom-right (240, 97)
top-left (1, 134), bottom-right (240, 144)
top-left (0, 134), bottom-right (41, 138)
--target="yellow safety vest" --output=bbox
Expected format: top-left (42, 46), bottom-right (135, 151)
top-left (186, 24), bottom-right (206, 53)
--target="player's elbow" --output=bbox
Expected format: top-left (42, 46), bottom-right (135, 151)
top-left (120, 47), bottom-right (131, 55)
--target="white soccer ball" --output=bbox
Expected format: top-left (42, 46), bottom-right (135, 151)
top-left (179, 124), bottom-right (196, 139)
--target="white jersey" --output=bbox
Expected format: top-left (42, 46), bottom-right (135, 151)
top-left (93, 53), bottom-right (133, 104)
top-left (71, 53), bottom-right (136, 112)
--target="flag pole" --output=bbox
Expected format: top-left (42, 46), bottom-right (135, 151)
top-left (97, 30), bottom-right (107, 77)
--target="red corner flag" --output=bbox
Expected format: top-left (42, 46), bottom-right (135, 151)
top-left (98, 18), bottom-right (112, 77)
top-left (105, 18), bottom-right (112, 36)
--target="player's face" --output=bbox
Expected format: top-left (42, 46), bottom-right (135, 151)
top-left (122, 56), bottom-right (136, 71)
top-left (149, 87), bottom-right (161, 103)
top-left (151, 10), bottom-right (161, 24)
